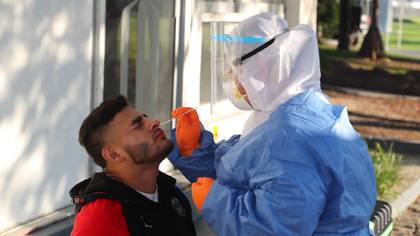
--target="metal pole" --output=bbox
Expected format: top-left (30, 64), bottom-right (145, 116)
top-left (234, 0), bottom-right (241, 12)
top-left (397, 0), bottom-right (405, 49)
top-left (89, 0), bottom-right (106, 176)
top-left (120, 0), bottom-right (139, 96)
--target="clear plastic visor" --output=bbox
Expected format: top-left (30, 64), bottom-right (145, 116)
top-left (210, 21), bottom-right (266, 113)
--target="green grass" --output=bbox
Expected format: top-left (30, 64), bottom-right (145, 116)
top-left (384, 17), bottom-right (420, 50)
top-left (319, 44), bottom-right (358, 59)
top-left (319, 40), bottom-right (420, 62)
top-left (369, 143), bottom-right (402, 200)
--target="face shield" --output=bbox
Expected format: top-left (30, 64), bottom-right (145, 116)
top-left (210, 21), bottom-right (277, 112)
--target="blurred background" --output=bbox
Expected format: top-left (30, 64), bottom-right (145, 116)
top-left (0, 0), bottom-right (418, 235)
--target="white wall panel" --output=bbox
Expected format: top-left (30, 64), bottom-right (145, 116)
top-left (0, 0), bottom-right (92, 231)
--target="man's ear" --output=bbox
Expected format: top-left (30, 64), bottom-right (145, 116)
top-left (102, 145), bottom-right (124, 164)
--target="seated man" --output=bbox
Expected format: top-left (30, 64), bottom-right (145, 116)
top-left (69, 95), bottom-right (196, 236)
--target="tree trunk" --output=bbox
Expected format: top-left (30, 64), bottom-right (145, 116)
top-left (357, 0), bottom-right (386, 59)
top-left (338, 0), bottom-right (351, 50)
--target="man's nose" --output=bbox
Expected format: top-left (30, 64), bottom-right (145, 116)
top-left (148, 119), bottom-right (160, 131)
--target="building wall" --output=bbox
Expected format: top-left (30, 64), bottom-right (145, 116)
top-left (284, 0), bottom-right (318, 30)
top-left (0, 0), bottom-right (92, 231)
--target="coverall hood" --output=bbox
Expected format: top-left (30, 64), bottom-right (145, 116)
top-left (227, 12), bottom-right (321, 112)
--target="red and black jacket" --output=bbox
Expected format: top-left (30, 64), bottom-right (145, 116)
top-left (69, 172), bottom-right (196, 236)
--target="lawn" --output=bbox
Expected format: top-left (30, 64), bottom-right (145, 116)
top-left (385, 17), bottom-right (420, 50)
top-left (319, 44), bottom-right (420, 96)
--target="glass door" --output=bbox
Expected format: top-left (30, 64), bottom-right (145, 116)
top-left (104, 0), bottom-right (176, 171)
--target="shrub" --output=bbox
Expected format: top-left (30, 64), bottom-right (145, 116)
top-left (317, 0), bottom-right (340, 38)
top-left (369, 143), bottom-right (401, 200)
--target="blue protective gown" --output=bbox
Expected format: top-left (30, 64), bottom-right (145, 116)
top-left (169, 90), bottom-right (376, 236)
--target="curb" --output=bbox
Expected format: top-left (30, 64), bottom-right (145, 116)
top-left (390, 178), bottom-right (420, 219)
top-left (362, 136), bottom-right (420, 219)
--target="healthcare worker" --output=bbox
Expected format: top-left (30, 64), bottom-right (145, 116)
top-left (169, 13), bottom-right (376, 236)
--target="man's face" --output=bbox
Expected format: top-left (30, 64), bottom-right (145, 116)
top-left (106, 107), bottom-right (173, 165)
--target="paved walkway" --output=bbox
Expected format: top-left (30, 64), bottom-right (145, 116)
top-left (392, 196), bottom-right (420, 236)
top-left (389, 49), bottom-right (420, 60)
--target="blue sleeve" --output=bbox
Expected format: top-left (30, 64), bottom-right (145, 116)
top-left (202, 176), bottom-right (326, 235)
top-left (168, 128), bottom-right (241, 183)
top-left (200, 139), bottom-right (328, 236)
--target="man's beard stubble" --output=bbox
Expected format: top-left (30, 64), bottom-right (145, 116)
top-left (126, 140), bottom-right (174, 165)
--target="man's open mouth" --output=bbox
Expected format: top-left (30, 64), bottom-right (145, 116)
top-left (153, 128), bottom-right (165, 139)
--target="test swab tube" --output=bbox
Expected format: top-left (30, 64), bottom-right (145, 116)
top-left (160, 118), bottom-right (173, 126)
top-left (160, 108), bottom-right (197, 126)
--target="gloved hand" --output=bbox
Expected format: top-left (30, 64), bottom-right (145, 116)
top-left (172, 107), bottom-right (201, 156)
top-left (192, 177), bottom-right (214, 211)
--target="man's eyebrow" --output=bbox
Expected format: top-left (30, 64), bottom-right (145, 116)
top-left (131, 114), bottom-right (148, 126)
top-left (131, 116), bottom-right (143, 126)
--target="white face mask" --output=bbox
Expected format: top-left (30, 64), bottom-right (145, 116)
top-left (223, 79), bottom-right (253, 110)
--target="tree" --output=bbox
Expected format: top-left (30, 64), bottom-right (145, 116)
top-left (317, 0), bottom-right (339, 39)
top-left (357, 0), bottom-right (386, 59)
top-left (338, 0), bottom-right (351, 50)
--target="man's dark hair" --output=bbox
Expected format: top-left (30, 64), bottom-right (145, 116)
top-left (79, 95), bottom-right (128, 167)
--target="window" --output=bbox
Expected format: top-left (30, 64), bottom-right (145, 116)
top-left (197, 2), bottom-right (285, 141)
top-left (104, 0), bottom-right (175, 129)
top-left (103, 0), bottom-right (176, 171)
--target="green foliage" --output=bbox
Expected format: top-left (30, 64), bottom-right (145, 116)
top-left (317, 0), bottom-right (340, 38)
top-left (369, 143), bottom-right (401, 200)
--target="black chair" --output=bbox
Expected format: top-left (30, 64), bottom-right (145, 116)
top-left (369, 200), bottom-right (393, 236)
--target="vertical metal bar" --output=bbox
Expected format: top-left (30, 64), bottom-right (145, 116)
top-left (234, 0), bottom-right (241, 12)
top-left (210, 21), bottom-right (217, 114)
top-left (120, 0), bottom-right (139, 96)
top-left (172, 0), bottom-right (182, 127)
top-left (174, 0), bottom-right (185, 111)
top-left (397, 0), bottom-right (405, 49)
top-left (150, 2), bottom-right (160, 117)
top-left (89, 0), bottom-right (106, 175)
